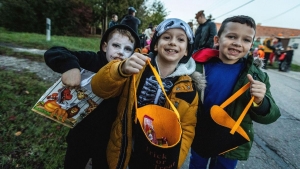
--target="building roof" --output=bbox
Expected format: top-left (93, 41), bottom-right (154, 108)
top-left (215, 23), bottom-right (300, 38)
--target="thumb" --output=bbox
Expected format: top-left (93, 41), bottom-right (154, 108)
top-left (247, 74), bottom-right (254, 83)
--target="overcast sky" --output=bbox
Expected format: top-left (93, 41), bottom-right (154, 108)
top-left (156, 0), bottom-right (300, 29)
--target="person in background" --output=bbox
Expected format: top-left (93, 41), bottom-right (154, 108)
top-left (91, 18), bottom-right (198, 169)
top-left (257, 45), bottom-right (265, 59)
top-left (193, 10), bottom-right (217, 52)
top-left (270, 37), bottom-right (283, 65)
top-left (121, 6), bottom-right (141, 34)
top-left (144, 31), bottom-right (153, 51)
top-left (262, 35), bottom-right (275, 69)
top-left (252, 37), bottom-right (261, 52)
top-left (144, 23), bottom-right (153, 40)
top-left (190, 15), bottom-right (280, 169)
top-left (44, 24), bottom-right (140, 169)
top-left (279, 46), bottom-right (294, 72)
top-left (139, 31), bottom-right (147, 48)
top-left (109, 14), bottom-right (118, 28)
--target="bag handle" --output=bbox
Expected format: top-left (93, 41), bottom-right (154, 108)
top-left (133, 60), bottom-right (180, 122)
top-left (218, 82), bottom-right (254, 134)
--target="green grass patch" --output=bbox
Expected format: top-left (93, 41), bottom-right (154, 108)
top-left (0, 27), bottom-right (100, 52)
top-left (0, 70), bottom-right (69, 169)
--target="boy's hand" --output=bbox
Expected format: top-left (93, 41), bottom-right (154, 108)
top-left (247, 74), bottom-right (266, 104)
top-left (61, 68), bottom-right (81, 89)
top-left (121, 53), bottom-right (150, 75)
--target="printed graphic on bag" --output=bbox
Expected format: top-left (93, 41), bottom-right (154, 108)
top-left (31, 69), bottom-right (103, 128)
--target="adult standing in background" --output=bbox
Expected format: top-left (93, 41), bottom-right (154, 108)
top-left (262, 35), bottom-right (275, 69)
top-left (194, 10), bottom-right (217, 52)
top-left (108, 14), bottom-right (118, 28)
top-left (121, 7), bottom-right (141, 34)
top-left (252, 37), bottom-right (261, 50)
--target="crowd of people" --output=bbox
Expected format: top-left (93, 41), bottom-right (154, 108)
top-left (251, 35), bottom-right (294, 71)
top-left (44, 7), bottom-right (283, 169)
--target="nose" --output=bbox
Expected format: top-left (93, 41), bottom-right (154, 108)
top-left (168, 38), bottom-right (176, 46)
top-left (232, 41), bottom-right (241, 47)
top-left (117, 49), bottom-right (124, 57)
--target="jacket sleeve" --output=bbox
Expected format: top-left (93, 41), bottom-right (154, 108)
top-left (266, 40), bottom-right (275, 51)
top-left (44, 46), bottom-right (102, 73)
top-left (91, 60), bottom-right (128, 98)
top-left (249, 72), bottom-right (281, 124)
top-left (178, 91), bottom-right (198, 167)
top-left (204, 22), bottom-right (217, 48)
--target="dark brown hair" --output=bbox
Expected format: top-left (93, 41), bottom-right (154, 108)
top-left (195, 10), bottom-right (205, 19)
top-left (217, 15), bottom-right (256, 38)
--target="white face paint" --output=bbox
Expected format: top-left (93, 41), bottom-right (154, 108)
top-left (103, 33), bottom-right (135, 62)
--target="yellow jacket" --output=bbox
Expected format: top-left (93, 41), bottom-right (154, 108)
top-left (91, 59), bottom-right (198, 169)
top-left (263, 38), bottom-right (273, 53)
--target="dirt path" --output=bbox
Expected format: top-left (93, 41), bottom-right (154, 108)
top-left (0, 55), bottom-right (60, 83)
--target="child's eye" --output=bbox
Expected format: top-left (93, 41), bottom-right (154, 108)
top-left (228, 36), bottom-right (235, 39)
top-left (178, 38), bottom-right (185, 42)
top-left (163, 36), bottom-right (170, 40)
top-left (112, 43), bottom-right (120, 48)
top-left (124, 47), bottom-right (133, 52)
top-left (244, 39), bottom-right (252, 43)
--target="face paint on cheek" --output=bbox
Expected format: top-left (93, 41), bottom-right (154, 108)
top-left (122, 51), bottom-right (133, 59)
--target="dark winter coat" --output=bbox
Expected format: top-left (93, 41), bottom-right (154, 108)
top-left (120, 15), bottom-right (141, 33)
top-left (109, 20), bottom-right (118, 28)
top-left (194, 19), bottom-right (217, 50)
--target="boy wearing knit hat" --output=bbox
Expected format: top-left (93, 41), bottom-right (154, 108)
top-left (91, 18), bottom-right (198, 169)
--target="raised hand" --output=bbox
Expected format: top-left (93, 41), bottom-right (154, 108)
top-left (121, 53), bottom-right (150, 75)
top-left (247, 74), bottom-right (266, 104)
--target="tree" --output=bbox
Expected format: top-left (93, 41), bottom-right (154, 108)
top-left (138, 0), bottom-right (168, 33)
top-left (0, 0), bottom-right (93, 36)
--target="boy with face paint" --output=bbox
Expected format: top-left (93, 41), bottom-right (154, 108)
top-left (91, 18), bottom-right (198, 169)
top-left (190, 15), bottom-right (280, 169)
top-left (44, 24), bottom-right (140, 169)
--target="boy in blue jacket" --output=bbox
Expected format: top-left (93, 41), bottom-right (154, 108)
top-left (190, 15), bottom-right (281, 169)
top-left (44, 24), bottom-right (140, 168)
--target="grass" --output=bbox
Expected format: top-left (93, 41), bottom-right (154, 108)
top-left (0, 27), bottom-right (100, 52)
top-left (0, 70), bottom-right (69, 169)
top-left (266, 61), bottom-right (300, 72)
top-left (0, 46), bottom-right (44, 62)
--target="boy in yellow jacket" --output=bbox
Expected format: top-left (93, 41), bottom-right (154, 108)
top-left (91, 18), bottom-right (198, 169)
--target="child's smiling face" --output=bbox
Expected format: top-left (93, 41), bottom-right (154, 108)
top-left (102, 32), bottom-right (135, 62)
top-left (215, 22), bottom-right (255, 64)
top-left (154, 28), bottom-right (188, 64)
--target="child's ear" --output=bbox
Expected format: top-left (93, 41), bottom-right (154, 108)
top-left (213, 36), bottom-right (219, 46)
top-left (102, 42), bottom-right (108, 52)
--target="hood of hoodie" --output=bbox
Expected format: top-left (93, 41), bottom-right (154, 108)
top-left (99, 24), bottom-right (141, 52)
top-left (168, 57), bottom-right (196, 77)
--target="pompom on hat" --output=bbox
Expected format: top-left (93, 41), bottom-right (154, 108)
top-left (150, 18), bottom-right (195, 63)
